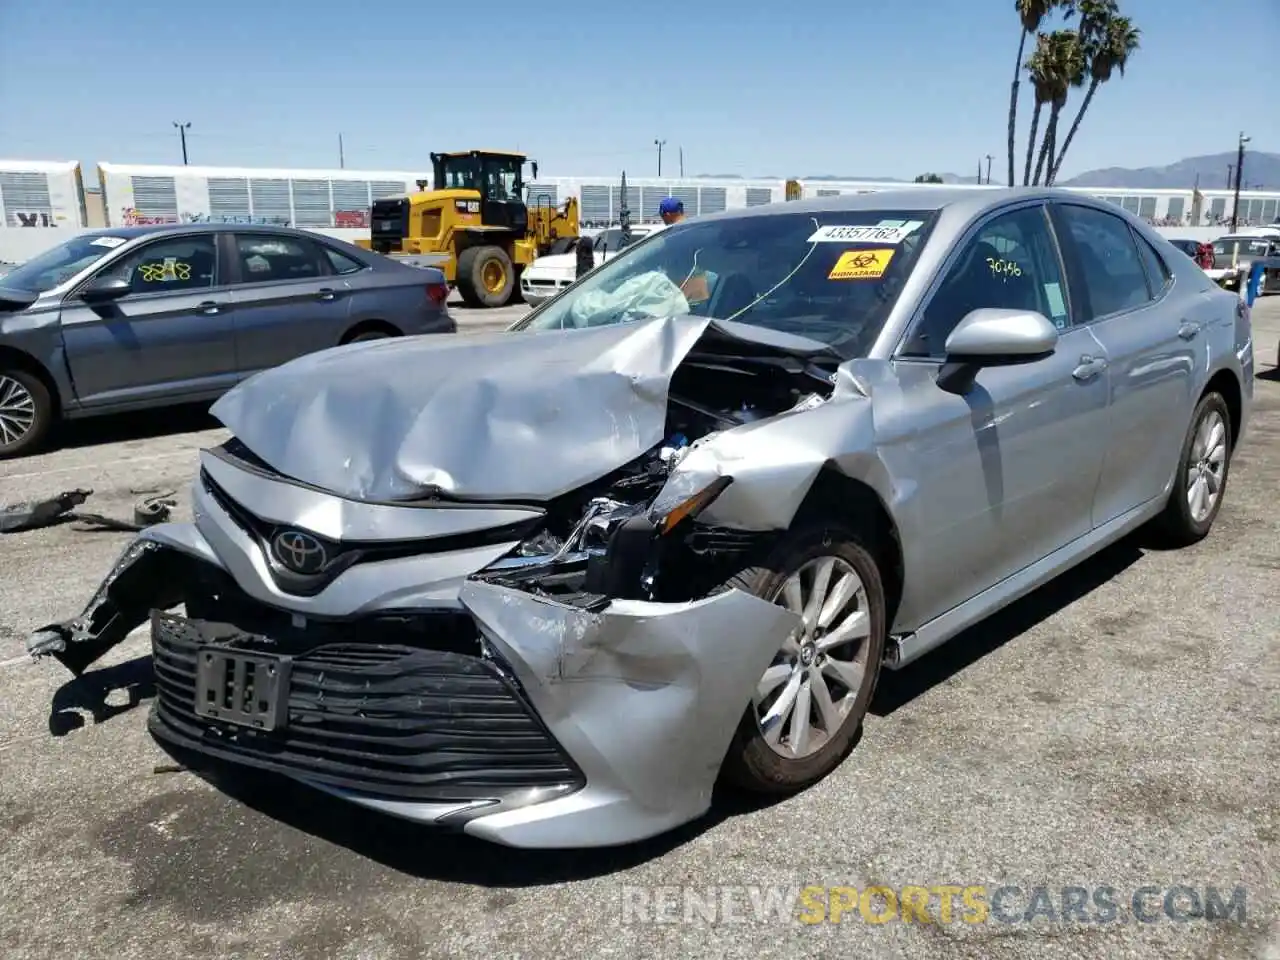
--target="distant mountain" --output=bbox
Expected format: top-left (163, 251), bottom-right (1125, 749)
top-left (1060, 152), bottom-right (1280, 190)
top-left (688, 152), bottom-right (1280, 191)
top-left (695, 172), bottom-right (989, 184)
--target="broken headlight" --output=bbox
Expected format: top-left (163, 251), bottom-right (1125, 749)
top-left (647, 474), bottom-right (734, 535)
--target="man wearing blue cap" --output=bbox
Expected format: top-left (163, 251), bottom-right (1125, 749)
top-left (659, 196), bottom-right (685, 225)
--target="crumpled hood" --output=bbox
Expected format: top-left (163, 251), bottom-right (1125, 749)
top-left (210, 316), bottom-right (834, 503)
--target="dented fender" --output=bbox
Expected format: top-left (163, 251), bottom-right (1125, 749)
top-left (657, 370), bottom-right (900, 533)
top-left (458, 580), bottom-right (801, 840)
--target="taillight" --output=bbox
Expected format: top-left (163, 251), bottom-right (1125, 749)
top-left (426, 282), bottom-right (448, 305)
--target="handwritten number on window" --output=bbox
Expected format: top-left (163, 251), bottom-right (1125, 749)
top-left (986, 257), bottom-right (1022, 279)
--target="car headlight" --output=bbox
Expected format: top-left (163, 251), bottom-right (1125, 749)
top-left (647, 474), bottom-right (733, 535)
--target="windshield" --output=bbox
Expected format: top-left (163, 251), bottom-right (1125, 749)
top-left (1, 234), bottom-right (128, 293)
top-left (516, 209), bottom-right (938, 357)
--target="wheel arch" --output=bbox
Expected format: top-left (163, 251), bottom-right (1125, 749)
top-left (0, 344), bottom-right (61, 416)
top-left (1203, 367), bottom-right (1242, 445)
top-left (789, 464), bottom-right (905, 628)
top-left (339, 319), bottom-right (401, 344)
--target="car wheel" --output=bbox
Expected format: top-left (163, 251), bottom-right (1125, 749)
top-left (347, 330), bottom-right (392, 343)
top-left (719, 522), bottom-right (887, 794)
top-left (0, 367), bottom-right (53, 459)
top-left (1152, 391), bottom-right (1232, 546)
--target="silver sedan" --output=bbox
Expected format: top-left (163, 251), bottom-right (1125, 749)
top-left (29, 188), bottom-right (1253, 848)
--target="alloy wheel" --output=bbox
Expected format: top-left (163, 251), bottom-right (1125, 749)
top-left (0, 374), bottom-right (36, 448)
top-left (1186, 408), bottom-right (1227, 524)
top-left (754, 556), bottom-right (873, 760)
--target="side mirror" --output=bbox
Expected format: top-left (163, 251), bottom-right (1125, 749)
top-left (80, 276), bottom-right (132, 304)
top-left (531, 161), bottom-right (539, 180)
top-left (937, 308), bottom-right (1059, 394)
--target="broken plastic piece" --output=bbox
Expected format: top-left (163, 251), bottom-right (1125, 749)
top-left (0, 489), bottom-right (93, 533)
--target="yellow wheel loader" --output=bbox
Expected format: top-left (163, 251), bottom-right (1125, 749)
top-left (357, 150), bottom-right (580, 307)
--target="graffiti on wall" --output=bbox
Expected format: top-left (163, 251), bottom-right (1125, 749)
top-left (120, 207), bottom-right (179, 226)
top-left (118, 207), bottom-right (370, 228)
top-left (11, 211), bottom-right (59, 227)
top-left (181, 212), bottom-right (292, 225)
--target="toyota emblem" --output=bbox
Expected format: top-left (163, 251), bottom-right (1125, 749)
top-left (271, 530), bottom-right (329, 575)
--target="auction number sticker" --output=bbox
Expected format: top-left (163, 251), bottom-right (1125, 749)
top-left (808, 219), bottom-right (923, 245)
top-left (91, 236), bottom-right (128, 248)
top-left (829, 248), bottom-right (895, 280)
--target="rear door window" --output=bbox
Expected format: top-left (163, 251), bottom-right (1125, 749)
top-left (1134, 233), bottom-right (1172, 297)
top-left (234, 234), bottom-right (330, 283)
top-left (1053, 204), bottom-right (1152, 320)
top-left (322, 246), bottom-right (366, 275)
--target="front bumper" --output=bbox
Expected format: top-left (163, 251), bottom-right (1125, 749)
top-left (31, 521), bottom-right (802, 848)
top-left (519, 272), bottom-right (573, 304)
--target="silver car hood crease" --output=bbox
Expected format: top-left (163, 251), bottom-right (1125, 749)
top-left (210, 315), bottom-right (834, 503)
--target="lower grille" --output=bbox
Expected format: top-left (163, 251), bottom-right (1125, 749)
top-left (149, 612), bottom-right (584, 803)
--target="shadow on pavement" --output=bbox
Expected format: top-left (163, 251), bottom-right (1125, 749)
top-left (160, 745), bottom-right (792, 886)
top-left (53, 403), bottom-right (221, 451)
top-left (871, 537), bottom-right (1145, 716)
top-left (48, 654), bottom-right (156, 736)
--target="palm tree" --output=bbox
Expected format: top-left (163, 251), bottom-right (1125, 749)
top-left (1048, 12), bottom-right (1141, 184)
top-left (1022, 34), bottom-right (1056, 185)
top-left (1033, 30), bottom-right (1087, 185)
top-left (1008, 0), bottom-right (1064, 186)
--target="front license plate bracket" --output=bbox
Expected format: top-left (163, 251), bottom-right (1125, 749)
top-left (194, 649), bottom-right (292, 731)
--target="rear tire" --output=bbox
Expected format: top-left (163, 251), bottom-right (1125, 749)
top-left (1150, 391), bottom-right (1232, 547)
top-left (456, 246), bottom-right (514, 308)
top-left (718, 522), bottom-right (886, 794)
top-left (0, 367), bottom-right (53, 460)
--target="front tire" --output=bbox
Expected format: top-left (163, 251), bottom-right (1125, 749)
top-left (0, 368), bottom-right (53, 459)
top-left (456, 245), bottom-right (515, 308)
top-left (1151, 391), bottom-right (1232, 546)
top-left (719, 522), bottom-right (887, 794)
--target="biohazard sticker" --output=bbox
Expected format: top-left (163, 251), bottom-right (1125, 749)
top-left (808, 220), bottom-right (923, 244)
top-left (829, 248), bottom-right (895, 280)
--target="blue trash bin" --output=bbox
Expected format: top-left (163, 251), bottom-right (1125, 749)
top-left (1246, 260), bottom-right (1265, 306)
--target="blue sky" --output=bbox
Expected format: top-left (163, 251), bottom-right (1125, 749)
top-left (1, 0), bottom-right (1276, 183)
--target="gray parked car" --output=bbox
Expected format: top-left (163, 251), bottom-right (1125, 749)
top-left (30, 189), bottom-right (1253, 849)
top-left (0, 224), bottom-right (454, 457)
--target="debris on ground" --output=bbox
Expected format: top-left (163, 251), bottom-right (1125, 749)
top-left (0, 488), bottom-right (176, 534)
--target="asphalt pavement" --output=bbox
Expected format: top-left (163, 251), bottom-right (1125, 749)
top-left (0, 298), bottom-right (1277, 960)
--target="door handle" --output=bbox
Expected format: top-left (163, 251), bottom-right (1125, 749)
top-left (317, 288), bottom-right (337, 301)
top-left (1072, 355), bottom-right (1108, 381)
top-left (1178, 321), bottom-right (1201, 340)
top-left (197, 301), bottom-right (224, 315)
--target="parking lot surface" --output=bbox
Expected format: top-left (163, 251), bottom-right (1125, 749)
top-left (1, 299), bottom-right (1277, 960)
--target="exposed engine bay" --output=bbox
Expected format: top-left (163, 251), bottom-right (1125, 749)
top-left (474, 341), bottom-right (840, 607)
top-left (28, 316), bottom-right (850, 675)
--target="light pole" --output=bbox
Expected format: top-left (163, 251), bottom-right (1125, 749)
top-left (985, 154), bottom-right (994, 185)
top-left (654, 139), bottom-right (666, 177)
top-left (173, 121), bottom-right (191, 165)
top-left (1231, 132), bottom-right (1249, 231)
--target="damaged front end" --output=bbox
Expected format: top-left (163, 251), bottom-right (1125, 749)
top-left (26, 316), bottom-right (859, 847)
